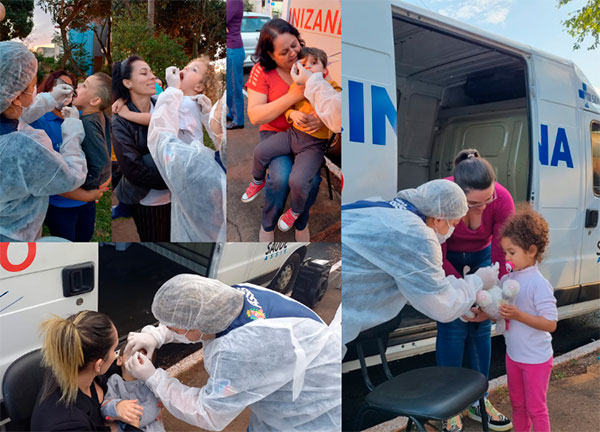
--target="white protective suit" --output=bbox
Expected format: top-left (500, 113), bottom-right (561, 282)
top-left (342, 199), bottom-right (484, 349)
top-left (0, 92), bottom-right (87, 241)
top-left (303, 72), bottom-right (341, 134)
top-left (147, 86), bottom-right (226, 242)
top-left (139, 318), bottom-right (341, 432)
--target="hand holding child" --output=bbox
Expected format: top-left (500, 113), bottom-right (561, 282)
top-left (111, 98), bottom-right (127, 114)
top-left (115, 399), bottom-right (143, 427)
top-left (165, 66), bottom-right (180, 89)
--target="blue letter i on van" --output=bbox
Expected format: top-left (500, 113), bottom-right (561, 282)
top-left (539, 124), bottom-right (574, 168)
top-left (349, 80), bottom-right (365, 143)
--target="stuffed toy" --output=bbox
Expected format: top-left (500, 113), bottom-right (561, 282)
top-left (475, 278), bottom-right (520, 333)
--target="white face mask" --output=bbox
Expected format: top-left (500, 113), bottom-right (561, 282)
top-left (435, 220), bottom-right (455, 244)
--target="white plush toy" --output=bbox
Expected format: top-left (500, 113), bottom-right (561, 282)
top-left (476, 278), bottom-right (520, 334)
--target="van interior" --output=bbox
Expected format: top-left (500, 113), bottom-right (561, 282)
top-left (392, 13), bottom-right (531, 202)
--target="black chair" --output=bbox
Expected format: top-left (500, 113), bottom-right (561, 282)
top-left (322, 132), bottom-right (340, 200)
top-left (2, 349), bottom-right (45, 431)
top-left (347, 314), bottom-right (489, 432)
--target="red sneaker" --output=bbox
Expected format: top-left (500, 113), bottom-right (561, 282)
top-left (278, 208), bottom-right (299, 232)
top-left (241, 181), bottom-right (265, 203)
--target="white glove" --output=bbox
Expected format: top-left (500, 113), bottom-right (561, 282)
top-left (474, 262), bottom-right (500, 290)
top-left (125, 352), bottom-right (156, 382)
top-left (124, 331), bottom-right (159, 358)
top-left (165, 66), bottom-right (180, 89)
top-left (291, 61), bottom-right (312, 85)
top-left (50, 84), bottom-right (73, 106)
top-left (60, 106), bottom-right (79, 119)
top-left (191, 94), bottom-right (212, 114)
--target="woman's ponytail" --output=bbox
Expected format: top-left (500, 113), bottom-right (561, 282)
top-left (453, 148), bottom-right (495, 192)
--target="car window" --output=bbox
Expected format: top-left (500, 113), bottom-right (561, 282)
top-left (242, 16), bottom-right (270, 32)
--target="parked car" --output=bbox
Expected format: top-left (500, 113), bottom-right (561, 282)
top-left (241, 12), bottom-right (271, 68)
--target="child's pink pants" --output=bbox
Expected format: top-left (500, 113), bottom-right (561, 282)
top-left (506, 354), bottom-right (553, 432)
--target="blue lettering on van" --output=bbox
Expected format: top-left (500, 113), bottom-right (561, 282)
top-left (539, 124), bottom-right (574, 168)
top-left (348, 80), bottom-right (397, 145)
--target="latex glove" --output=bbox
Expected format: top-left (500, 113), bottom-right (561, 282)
top-left (474, 262), bottom-right (500, 290)
top-left (291, 61), bottom-right (312, 85)
top-left (191, 94), bottom-right (212, 114)
top-left (124, 331), bottom-right (158, 358)
top-left (61, 106), bottom-right (79, 119)
top-left (125, 352), bottom-right (156, 382)
top-left (165, 66), bottom-right (180, 89)
top-left (51, 84), bottom-right (74, 106)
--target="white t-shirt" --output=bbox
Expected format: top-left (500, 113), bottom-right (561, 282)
top-left (502, 265), bottom-right (557, 364)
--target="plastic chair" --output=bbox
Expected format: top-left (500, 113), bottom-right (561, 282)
top-left (347, 313), bottom-right (489, 431)
top-left (2, 349), bottom-right (45, 430)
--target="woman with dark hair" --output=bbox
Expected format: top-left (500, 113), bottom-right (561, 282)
top-left (111, 55), bottom-right (171, 241)
top-left (29, 70), bottom-right (104, 241)
top-left (246, 18), bottom-right (322, 241)
top-left (31, 311), bottom-right (143, 431)
top-left (436, 148), bottom-right (515, 432)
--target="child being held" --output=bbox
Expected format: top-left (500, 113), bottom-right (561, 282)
top-left (241, 47), bottom-right (341, 232)
top-left (498, 205), bottom-right (557, 432)
top-left (113, 56), bottom-right (218, 146)
top-left (102, 344), bottom-right (164, 432)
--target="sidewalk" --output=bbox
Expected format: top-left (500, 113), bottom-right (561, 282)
top-left (226, 93), bottom-right (341, 242)
top-left (364, 340), bottom-right (600, 432)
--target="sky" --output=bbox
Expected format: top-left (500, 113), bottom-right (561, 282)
top-left (22, 0), bottom-right (599, 89)
top-left (403, 0), bottom-right (599, 90)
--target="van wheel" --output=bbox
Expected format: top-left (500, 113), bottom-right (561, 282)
top-left (268, 252), bottom-right (302, 295)
top-left (292, 260), bottom-right (330, 308)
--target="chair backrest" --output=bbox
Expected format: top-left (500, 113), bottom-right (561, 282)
top-left (346, 312), bottom-right (403, 391)
top-left (2, 349), bottom-right (45, 428)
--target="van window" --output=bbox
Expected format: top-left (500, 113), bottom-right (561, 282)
top-left (592, 121), bottom-right (600, 197)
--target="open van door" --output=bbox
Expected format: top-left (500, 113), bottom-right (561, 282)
top-left (580, 115), bottom-right (600, 300)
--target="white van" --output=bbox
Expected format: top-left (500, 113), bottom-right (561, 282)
top-left (0, 241), bottom-right (330, 425)
top-left (341, 0), bottom-right (600, 365)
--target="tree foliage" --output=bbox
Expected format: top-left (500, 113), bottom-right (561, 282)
top-left (558, 0), bottom-right (600, 50)
top-left (0, 0), bottom-right (34, 41)
top-left (112, 2), bottom-right (189, 78)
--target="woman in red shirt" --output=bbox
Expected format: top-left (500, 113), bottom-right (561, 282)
top-left (437, 149), bottom-right (515, 432)
top-left (246, 19), bottom-right (324, 241)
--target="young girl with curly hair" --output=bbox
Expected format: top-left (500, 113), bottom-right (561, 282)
top-left (499, 205), bottom-right (557, 432)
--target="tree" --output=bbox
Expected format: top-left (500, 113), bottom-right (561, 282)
top-left (70, 0), bottom-right (112, 65)
top-left (0, 0), bottom-right (34, 41)
top-left (112, 2), bottom-right (188, 76)
top-left (558, 0), bottom-right (600, 50)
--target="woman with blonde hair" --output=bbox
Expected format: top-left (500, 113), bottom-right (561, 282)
top-left (31, 311), bottom-right (143, 431)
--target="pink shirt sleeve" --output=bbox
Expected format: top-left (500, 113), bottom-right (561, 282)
top-left (441, 241), bottom-right (463, 278)
top-left (491, 182), bottom-right (515, 277)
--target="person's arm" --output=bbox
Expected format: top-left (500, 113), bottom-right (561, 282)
top-left (59, 188), bottom-right (102, 201)
top-left (247, 87), bottom-right (305, 125)
top-left (498, 305), bottom-right (557, 332)
top-left (441, 241), bottom-right (463, 278)
top-left (112, 115), bottom-right (167, 190)
top-left (118, 104), bottom-right (151, 126)
top-left (491, 183), bottom-right (516, 277)
top-left (303, 73), bottom-right (342, 133)
top-left (19, 92), bottom-right (57, 125)
top-left (80, 115), bottom-right (111, 190)
top-left (499, 277), bottom-right (557, 332)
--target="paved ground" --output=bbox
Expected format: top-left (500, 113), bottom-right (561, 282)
top-left (226, 89), bottom-right (341, 242)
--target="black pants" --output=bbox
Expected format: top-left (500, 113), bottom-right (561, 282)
top-left (132, 203), bottom-right (171, 241)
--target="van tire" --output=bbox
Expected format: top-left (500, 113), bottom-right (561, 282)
top-left (291, 260), bottom-right (330, 308)
top-left (268, 252), bottom-right (302, 295)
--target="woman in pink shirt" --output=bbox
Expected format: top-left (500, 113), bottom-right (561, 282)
top-left (437, 149), bottom-right (515, 432)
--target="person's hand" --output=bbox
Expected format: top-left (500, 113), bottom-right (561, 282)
top-left (499, 304), bottom-right (521, 320)
top-left (289, 110), bottom-right (313, 127)
top-left (50, 83), bottom-right (73, 105)
top-left (83, 189), bottom-right (103, 202)
top-left (165, 66), bottom-right (180, 89)
top-left (302, 112), bottom-right (324, 135)
top-left (462, 307), bottom-right (490, 322)
top-left (291, 61), bottom-right (312, 85)
top-left (115, 399), bottom-right (144, 427)
top-left (125, 352), bottom-right (156, 382)
top-left (99, 177), bottom-right (111, 192)
top-left (61, 106), bottom-right (79, 119)
top-left (112, 98), bottom-right (127, 114)
top-left (191, 94), bottom-right (212, 114)
top-left (124, 331), bottom-right (158, 358)
top-left (474, 262), bottom-right (499, 290)
top-left (288, 81), bottom-right (306, 104)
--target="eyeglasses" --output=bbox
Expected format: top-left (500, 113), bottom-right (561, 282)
top-left (467, 190), bottom-right (497, 208)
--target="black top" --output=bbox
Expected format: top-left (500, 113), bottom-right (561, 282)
top-left (30, 375), bottom-right (110, 432)
top-left (81, 112), bottom-right (112, 190)
top-left (111, 99), bottom-right (167, 204)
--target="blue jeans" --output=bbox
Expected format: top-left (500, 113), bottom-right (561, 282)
top-left (436, 244), bottom-right (492, 378)
top-left (260, 131), bottom-right (321, 231)
top-left (44, 202), bottom-right (96, 242)
top-left (226, 47), bottom-right (245, 126)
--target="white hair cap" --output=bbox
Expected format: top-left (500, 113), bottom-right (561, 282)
top-left (396, 179), bottom-right (468, 219)
top-left (152, 274), bottom-right (245, 334)
top-left (0, 42), bottom-right (38, 112)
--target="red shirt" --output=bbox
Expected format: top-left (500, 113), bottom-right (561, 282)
top-left (442, 177), bottom-right (515, 279)
top-left (246, 63), bottom-right (293, 133)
